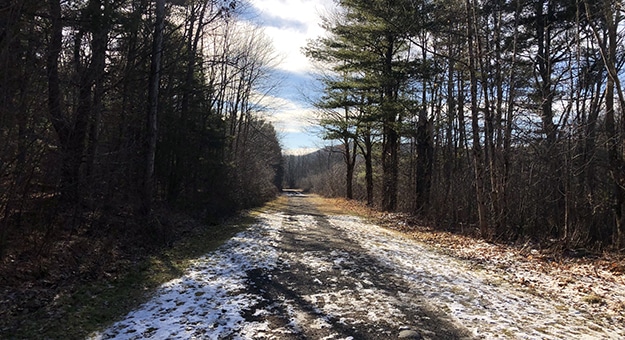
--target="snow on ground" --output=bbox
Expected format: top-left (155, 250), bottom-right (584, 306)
top-left (91, 208), bottom-right (624, 339)
top-left (327, 215), bottom-right (625, 339)
top-left (278, 215), bottom-right (409, 330)
top-left (442, 234), bottom-right (625, 320)
top-left (90, 213), bottom-right (284, 340)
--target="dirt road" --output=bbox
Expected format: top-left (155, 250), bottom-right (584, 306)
top-left (92, 193), bottom-right (624, 339)
top-left (240, 193), bottom-right (470, 339)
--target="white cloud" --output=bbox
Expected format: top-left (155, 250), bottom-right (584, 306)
top-left (255, 93), bottom-right (317, 133)
top-left (247, 0), bottom-right (334, 74)
top-left (282, 147), bottom-right (319, 155)
top-left (262, 26), bottom-right (311, 74)
top-left (243, 0), bottom-right (335, 150)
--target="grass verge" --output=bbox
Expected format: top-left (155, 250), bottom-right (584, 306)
top-left (8, 213), bottom-right (258, 339)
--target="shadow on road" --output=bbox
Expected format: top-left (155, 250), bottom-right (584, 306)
top-left (240, 193), bottom-right (473, 339)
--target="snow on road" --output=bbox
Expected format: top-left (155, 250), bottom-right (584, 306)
top-left (91, 213), bottom-right (284, 339)
top-left (91, 204), bottom-right (625, 339)
top-left (327, 215), bottom-right (625, 339)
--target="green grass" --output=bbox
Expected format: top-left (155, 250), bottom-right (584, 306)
top-left (10, 212), bottom-right (258, 339)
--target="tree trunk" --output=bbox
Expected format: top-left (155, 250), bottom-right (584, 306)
top-left (536, 1), bottom-right (557, 147)
top-left (86, 0), bottom-right (108, 180)
top-left (466, 0), bottom-right (488, 238)
top-left (381, 34), bottom-right (399, 212)
top-left (415, 107), bottom-right (432, 213)
top-left (502, 0), bottom-right (521, 236)
top-left (382, 122), bottom-right (399, 211)
top-left (345, 137), bottom-right (355, 200)
top-left (607, 3), bottom-right (625, 251)
top-left (143, 0), bottom-right (165, 215)
top-left (359, 125), bottom-right (374, 206)
top-left (587, 0), bottom-right (625, 249)
top-left (415, 38), bottom-right (433, 214)
top-left (46, 0), bottom-right (81, 202)
top-left (535, 0), bottom-right (563, 238)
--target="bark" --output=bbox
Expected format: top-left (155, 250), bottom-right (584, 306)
top-left (344, 137), bottom-right (356, 200)
top-left (490, 5), bottom-right (504, 232)
top-left (600, 1), bottom-right (625, 249)
top-left (166, 1), bottom-right (209, 202)
top-left (582, 0), bottom-right (625, 248)
top-left (382, 122), bottom-right (399, 211)
top-left (415, 40), bottom-right (433, 214)
top-left (608, 5), bottom-right (625, 251)
top-left (46, 0), bottom-right (65, 141)
top-left (86, 0), bottom-right (108, 179)
top-left (466, 0), bottom-right (489, 238)
top-left (535, 0), bottom-right (564, 237)
top-left (143, 0), bottom-right (165, 214)
top-left (358, 125), bottom-right (374, 206)
top-left (344, 107), bottom-right (357, 200)
top-left (443, 52), bottom-right (455, 209)
top-left (502, 0), bottom-right (521, 235)
top-left (415, 108), bottom-right (432, 213)
top-left (47, 0), bottom-right (84, 202)
top-left (381, 34), bottom-right (399, 212)
top-left (536, 1), bottom-right (557, 147)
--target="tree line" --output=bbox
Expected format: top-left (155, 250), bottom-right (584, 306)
top-left (299, 0), bottom-right (625, 250)
top-left (0, 0), bottom-right (283, 258)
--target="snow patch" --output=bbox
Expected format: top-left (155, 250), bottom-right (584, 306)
top-left (90, 213), bottom-right (283, 340)
top-left (90, 208), bottom-right (624, 339)
top-left (328, 215), bottom-right (625, 339)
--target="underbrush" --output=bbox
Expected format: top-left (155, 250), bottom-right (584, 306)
top-left (0, 206), bottom-right (256, 338)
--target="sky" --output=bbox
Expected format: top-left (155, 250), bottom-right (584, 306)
top-left (242, 0), bottom-right (337, 154)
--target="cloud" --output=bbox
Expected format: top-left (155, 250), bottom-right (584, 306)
top-left (254, 93), bottom-right (325, 151)
top-left (246, 0), bottom-right (334, 74)
top-left (247, 0), bottom-right (332, 30)
top-left (257, 15), bottom-right (308, 33)
top-left (255, 94), bottom-right (316, 133)
top-left (243, 0), bottom-right (335, 150)
top-left (256, 66), bottom-right (325, 150)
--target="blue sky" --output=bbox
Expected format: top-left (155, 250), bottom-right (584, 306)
top-left (243, 0), bottom-right (336, 153)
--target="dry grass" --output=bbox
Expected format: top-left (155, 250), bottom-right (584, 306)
top-left (260, 194), bottom-right (290, 212)
top-left (308, 195), bottom-right (376, 218)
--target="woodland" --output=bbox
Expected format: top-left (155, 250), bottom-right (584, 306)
top-left (0, 0), bottom-right (282, 303)
top-left (285, 0), bottom-right (625, 251)
top-left (1, 0), bottom-right (625, 336)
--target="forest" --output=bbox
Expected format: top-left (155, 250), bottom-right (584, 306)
top-left (285, 0), bottom-right (625, 251)
top-left (0, 0), bottom-right (283, 284)
top-left (1, 0), bottom-right (624, 336)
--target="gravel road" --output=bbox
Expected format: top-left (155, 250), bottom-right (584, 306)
top-left (92, 193), bottom-right (624, 339)
top-left (239, 193), bottom-right (471, 339)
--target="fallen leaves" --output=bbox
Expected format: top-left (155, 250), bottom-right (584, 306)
top-left (607, 261), bottom-right (625, 274)
top-left (328, 198), bottom-right (625, 320)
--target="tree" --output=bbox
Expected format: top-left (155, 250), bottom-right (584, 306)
top-left (318, 103), bottom-right (358, 199)
top-left (306, 0), bottom-right (419, 211)
top-left (583, 0), bottom-right (625, 248)
top-left (304, 0), bottom-right (625, 251)
top-left (1, 0), bottom-right (284, 260)
top-left (464, 0), bottom-right (489, 237)
top-left (143, 0), bottom-right (165, 215)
